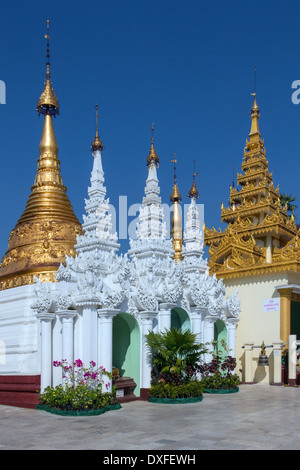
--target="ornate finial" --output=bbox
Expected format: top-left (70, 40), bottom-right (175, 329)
top-left (250, 67), bottom-right (260, 116)
top-left (188, 160), bottom-right (199, 199)
top-left (45, 19), bottom-right (50, 80)
top-left (170, 154), bottom-right (181, 202)
top-left (171, 154), bottom-right (177, 182)
top-left (37, 20), bottom-right (60, 115)
top-left (91, 104), bottom-right (104, 151)
top-left (147, 123), bottom-right (159, 167)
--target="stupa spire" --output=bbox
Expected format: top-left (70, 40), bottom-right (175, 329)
top-left (91, 104), bottom-right (104, 152)
top-left (188, 160), bottom-right (199, 200)
top-left (170, 155), bottom-right (183, 262)
top-left (36, 20), bottom-right (59, 116)
top-left (147, 124), bottom-right (160, 168)
top-left (0, 20), bottom-right (81, 290)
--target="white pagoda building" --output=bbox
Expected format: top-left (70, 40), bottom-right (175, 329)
top-left (0, 23), bottom-right (240, 407)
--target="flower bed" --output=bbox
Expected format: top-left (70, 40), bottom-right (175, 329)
top-left (37, 359), bottom-right (120, 415)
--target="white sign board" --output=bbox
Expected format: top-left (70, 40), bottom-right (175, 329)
top-left (263, 298), bottom-right (280, 312)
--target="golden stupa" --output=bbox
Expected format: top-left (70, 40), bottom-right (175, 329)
top-left (204, 93), bottom-right (300, 279)
top-left (0, 21), bottom-right (82, 290)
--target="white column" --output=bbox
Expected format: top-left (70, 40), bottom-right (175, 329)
top-left (244, 342), bottom-right (254, 383)
top-left (272, 340), bottom-right (283, 385)
top-left (288, 334), bottom-right (297, 386)
top-left (76, 305), bottom-right (98, 366)
top-left (158, 303), bottom-right (176, 332)
top-left (203, 315), bottom-right (215, 363)
top-left (58, 310), bottom-right (77, 364)
top-left (97, 308), bottom-right (119, 393)
top-left (266, 233), bottom-right (272, 263)
top-left (37, 313), bottom-right (55, 392)
top-left (226, 318), bottom-right (239, 357)
top-left (191, 307), bottom-right (206, 344)
top-left (139, 311), bottom-right (157, 393)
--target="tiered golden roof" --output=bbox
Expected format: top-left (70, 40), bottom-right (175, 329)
top-left (204, 94), bottom-right (300, 279)
top-left (0, 21), bottom-right (82, 290)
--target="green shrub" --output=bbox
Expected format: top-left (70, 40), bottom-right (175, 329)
top-left (149, 380), bottom-right (203, 399)
top-left (39, 384), bottom-right (117, 411)
top-left (201, 373), bottom-right (240, 390)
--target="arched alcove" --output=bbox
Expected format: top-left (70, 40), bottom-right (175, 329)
top-left (112, 312), bottom-right (140, 395)
top-left (214, 319), bottom-right (227, 356)
top-left (171, 307), bottom-right (191, 331)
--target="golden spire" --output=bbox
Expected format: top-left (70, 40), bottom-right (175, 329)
top-left (147, 124), bottom-right (160, 167)
top-left (170, 155), bottom-right (183, 262)
top-left (0, 20), bottom-right (82, 291)
top-left (170, 154), bottom-right (182, 202)
top-left (249, 68), bottom-right (260, 139)
top-left (188, 160), bottom-right (199, 199)
top-left (36, 20), bottom-right (59, 116)
top-left (91, 104), bottom-right (104, 151)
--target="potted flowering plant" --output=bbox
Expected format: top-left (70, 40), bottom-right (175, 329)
top-left (37, 359), bottom-right (121, 415)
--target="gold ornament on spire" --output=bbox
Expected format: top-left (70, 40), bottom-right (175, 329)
top-left (0, 20), bottom-right (82, 291)
top-left (170, 154), bottom-right (182, 202)
top-left (188, 160), bottom-right (199, 199)
top-left (36, 20), bottom-right (59, 115)
top-left (147, 124), bottom-right (160, 167)
top-left (91, 104), bottom-right (104, 151)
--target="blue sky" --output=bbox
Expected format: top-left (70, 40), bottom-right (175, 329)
top-left (0, 0), bottom-right (300, 256)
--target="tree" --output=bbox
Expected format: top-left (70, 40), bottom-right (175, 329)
top-left (280, 193), bottom-right (297, 219)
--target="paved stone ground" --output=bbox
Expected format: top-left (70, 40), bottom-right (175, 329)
top-left (0, 383), bottom-right (300, 450)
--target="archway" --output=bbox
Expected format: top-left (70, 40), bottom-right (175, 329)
top-left (171, 307), bottom-right (191, 331)
top-left (214, 319), bottom-right (227, 356)
top-left (112, 312), bottom-right (140, 396)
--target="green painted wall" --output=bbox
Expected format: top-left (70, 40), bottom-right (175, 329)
top-left (113, 313), bottom-right (140, 395)
top-left (171, 307), bottom-right (191, 331)
top-left (214, 319), bottom-right (227, 356)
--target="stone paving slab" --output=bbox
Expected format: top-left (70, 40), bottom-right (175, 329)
top-left (0, 384), bottom-right (300, 450)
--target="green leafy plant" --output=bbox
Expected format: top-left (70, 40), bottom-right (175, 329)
top-left (198, 340), bottom-right (240, 390)
top-left (149, 380), bottom-right (203, 399)
top-left (146, 327), bottom-right (207, 385)
top-left (146, 327), bottom-right (207, 399)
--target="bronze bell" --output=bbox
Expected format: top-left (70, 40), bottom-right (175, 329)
top-left (258, 341), bottom-right (269, 366)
